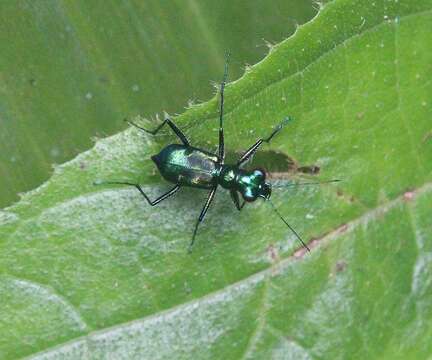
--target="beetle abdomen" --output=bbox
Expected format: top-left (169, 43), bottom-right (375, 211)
top-left (152, 144), bottom-right (219, 189)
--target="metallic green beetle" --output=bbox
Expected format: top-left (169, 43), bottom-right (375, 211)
top-left (96, 57), bottom-right (338, 251)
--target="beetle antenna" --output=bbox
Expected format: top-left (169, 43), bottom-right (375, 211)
top-left (267, 199), bottom-right (310, 252)
top-left (272, 179), bottom-right (341, 188)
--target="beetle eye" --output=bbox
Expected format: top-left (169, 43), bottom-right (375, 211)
top-left (252, 169), bottom-right (266, 181)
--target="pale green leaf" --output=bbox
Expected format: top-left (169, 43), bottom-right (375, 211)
top-left (1, 0), bottom-right (431, 359)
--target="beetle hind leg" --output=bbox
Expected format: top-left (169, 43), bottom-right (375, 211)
top-left (94, 181), bottom-right (180, 206)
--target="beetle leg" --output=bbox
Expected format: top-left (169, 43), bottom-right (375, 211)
top-left (230, 190), bottom-right (245, 211)
top-left (217, 52), bottom-right (230, 164)
top-left (94, 181), bottom-right (180, 206)
top-left (237, 117), bottom-right (292, 167)
top-left (189, 185), bottom-right (218, 251)
top-left (125, 117), bottom-right (190, 146)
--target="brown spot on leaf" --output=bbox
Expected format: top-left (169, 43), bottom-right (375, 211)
top-left (293, 247), bottom-right (308, 259)
top-left (267, 244), bottom-right (280, 263)
top-left (403, 191), bottom-right (415, 201)
top-left (298, 165), bottom-right (320, 175)
top-left (293, 239), bottom-right (320, 259)
top-left (229, 149), bottom-right (323, 180)
top-left (335, 260), bottom-right (347, 273)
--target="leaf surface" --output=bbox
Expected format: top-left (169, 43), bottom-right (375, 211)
top-left (1, 0), bottom-right (431, 359)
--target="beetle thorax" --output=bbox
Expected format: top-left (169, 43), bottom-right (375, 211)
top-left (218, 165), bottom-right (238, 189)
top-left (218, 165), bottom-right (272, 202)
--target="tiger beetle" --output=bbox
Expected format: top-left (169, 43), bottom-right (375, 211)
top-left (95, 56), bottom-right (340, 252)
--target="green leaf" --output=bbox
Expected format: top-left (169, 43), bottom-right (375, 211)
top-left (1, 0), bottom-right (432, 359)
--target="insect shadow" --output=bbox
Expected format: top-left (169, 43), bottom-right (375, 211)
top-left (94, 54), bottom-right (340, 252)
